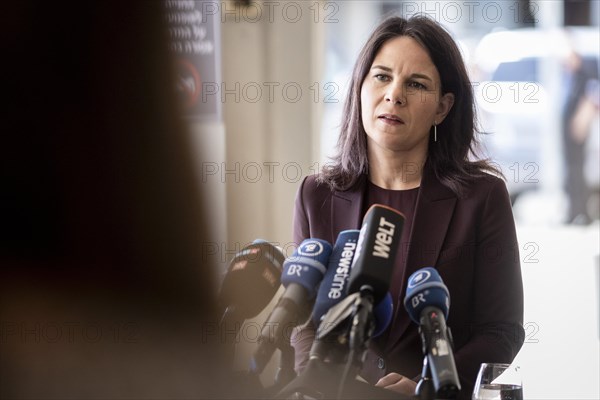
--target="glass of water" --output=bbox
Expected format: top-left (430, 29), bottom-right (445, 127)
top-left (472, 363), bottom-right (523, 400)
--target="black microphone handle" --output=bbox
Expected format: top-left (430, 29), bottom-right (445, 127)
top-left (419, 306), bottom-right (460, 399)
top-left (308, 293), bottom-right (359, 363)
top-left (273, 342), bottom-right (296, 389)
top-left (219, 305), bottom-right (244, 335)
top-left (251, 284), bottom-right (308, 374)
top-left (219, 305), bottom-right (246, 371)
top-left (415, 356), bottom-right (436, 400)
top-left (349, 285), bottom-right (375, 357)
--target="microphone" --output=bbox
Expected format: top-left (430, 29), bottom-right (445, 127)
top-left (309, 230), bottom-right (393, 361)
top-left (218, 239), bottom-right (285, 334)
top-left (348, 204), bottom-right (405, 302)
top-left (314, 291), bottom-right (394, 340)
top-left (372, 292), bottom-right (393, 338)
top-left (311, 230), bottom-right (361, 326)
top-left (308, 291), bottom-right (394, 365)
top-left (346, 204), bottom-right (405, 355)
top-left (250, 238), bottom-right (332, 376)
top-left (403, 267), bottom-right (460, 399)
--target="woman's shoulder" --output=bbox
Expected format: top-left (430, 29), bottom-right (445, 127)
top-left (297, 173), bottom-right (335, 200)
top-left (470, 171), bottom-right (506, 188)
top-left (301, 173), bottom-right (321, 189)
top-left (462, 171), bottom-right (511, 203)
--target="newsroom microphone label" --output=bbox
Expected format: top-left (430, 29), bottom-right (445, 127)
top-left (373, 216), bottom-right (397, 259)
top-left (328, 236), bottom-right (358, 300)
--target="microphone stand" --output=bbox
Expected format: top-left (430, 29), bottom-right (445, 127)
top-left (248, 343), bottom-right (296, 399)
top-left (348, 286), bottom-right (375, 365)
top-left (338, 286), bottom-right (375, 400)
top-left (219, 305), bottom-right (243, 371)
top-left (276, 292), bottom-right (408, 400)
top-left (415, 356), bottom-right (435, 400)
top-left (274, 343), bottom-right (297, 389)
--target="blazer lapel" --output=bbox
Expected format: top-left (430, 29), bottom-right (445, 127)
top-left (386, 164), bottom-right (457, 349)
top-left (330, 175), bottom-right (367, 238)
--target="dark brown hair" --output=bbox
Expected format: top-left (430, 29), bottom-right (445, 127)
top-left (319, 15), bottom-right (499, 194)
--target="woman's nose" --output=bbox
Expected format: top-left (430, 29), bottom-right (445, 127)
top-left (384, 83), bottom-right (405, 105)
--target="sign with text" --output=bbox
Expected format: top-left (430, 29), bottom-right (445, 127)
top-left (165, 0), bottom-right (221, 121)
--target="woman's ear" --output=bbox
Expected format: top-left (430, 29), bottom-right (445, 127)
top-left (435, 92), bottom-right (455, 124)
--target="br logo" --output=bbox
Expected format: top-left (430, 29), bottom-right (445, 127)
top-left (286, 264), bottom-right (304, 277)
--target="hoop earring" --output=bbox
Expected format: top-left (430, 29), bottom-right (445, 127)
top-left (434, 123), bottom-right (437, 142)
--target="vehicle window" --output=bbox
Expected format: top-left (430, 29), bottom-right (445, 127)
top-left (492, 58), bottom-right (538, 82)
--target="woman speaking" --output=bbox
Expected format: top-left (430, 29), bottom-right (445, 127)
top-left (291, 15), bottom-right (524, 399)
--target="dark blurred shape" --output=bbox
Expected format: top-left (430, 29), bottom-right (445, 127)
top-left (218, 241), bottom-right (284, 325)
top-left (519, 0), bottom-right (537, 27)
top-left (218, 240), bottom-right (284, 370)
top-left (562, 47), bottom-right (599, 225)
top-left (564, 0), bottom-right (593, 26)
top-left (1, 1), bottom-right (228, 398)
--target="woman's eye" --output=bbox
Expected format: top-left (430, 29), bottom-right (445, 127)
top-left (408, 81), bottom-right (427, 90)
top-left (374, 74), bottom-right (390, 82)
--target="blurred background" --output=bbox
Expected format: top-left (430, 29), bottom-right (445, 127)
top-left (2, 1), bottom-right (598, 399)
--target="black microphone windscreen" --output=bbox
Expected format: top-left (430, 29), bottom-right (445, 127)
top-left (348, 204), bottom-right (405, 303)
top-left (218, 240), bottom-right (284, 319)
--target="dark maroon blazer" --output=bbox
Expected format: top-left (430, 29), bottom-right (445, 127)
top-left (291, 163), bottom-right (524, 399)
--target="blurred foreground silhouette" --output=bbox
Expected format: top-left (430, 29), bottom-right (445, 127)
top-left (1, 1), bottom-right (228, 398)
